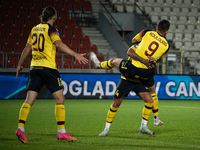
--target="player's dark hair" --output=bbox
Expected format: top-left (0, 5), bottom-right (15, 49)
top-left (157, 20), bottom-right (170, 33)
top-left (40, 6), bottom-right (57, 23)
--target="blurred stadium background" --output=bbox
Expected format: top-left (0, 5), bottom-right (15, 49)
top-left (1, 0), bottom-right (200, 74)
top-left (0, 0), bottom-right (200, 100)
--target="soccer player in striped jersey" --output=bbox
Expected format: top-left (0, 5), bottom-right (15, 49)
top-left (91, 20), bottom-right (170, 136)
top-left (15, 6), bottom-right (88, 144)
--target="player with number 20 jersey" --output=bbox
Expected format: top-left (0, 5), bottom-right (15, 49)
top-left (28, 23), bottom-right (60, 69)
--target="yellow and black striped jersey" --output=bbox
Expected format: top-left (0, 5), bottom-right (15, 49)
top-left (27, 23), bottom-right (61, 69)
top-left (130, 29), bottom-right (169, 69)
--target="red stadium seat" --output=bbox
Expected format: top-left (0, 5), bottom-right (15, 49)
top-left (21, 1), bottom-right (32, 10)
top-left (6, 37), bottom-right (17, 46)
top-left (62, 39), bottom-right (70, 46)
top-left (63, 2), bottom-right (73, 14)
top-left (10, 28), bottom-right (21, 37)
top-left (21, 28), bottom-right (30, 38)
top-left (64, 62), bottom-right (71, 69)
top-left (24, 20), bottom-right (35, 28)
top-left (66, 17), bottom-right (76, 28)
top-left (43, 2), bottom-right (53, 8)
top-left (80, 63), bottom-right (89, 69)
top-left (71, 61), bottom-right (80, 69)
top-left (62, 28), bottom-right (72, 37)
top-left (18, 10), bottom-right (28, 20)
top-left (76, 0), bottom-right (86, 3)
top-left (14, 19), bottom-right (25, 28)
top-left (7, 10), bottom-right (18, 18)
top-left (2, 18), bottom-right (14, 27)
top-left (2, 46), bottom-right (13, 53)
top-left (64, 55), bottom-right (73, 63)
top-left (0, 37), bottom-right (5, 45)
top-left (53, 2), bottom-right (63, 11)
top-left (78, 45), bottom-right (88, 53)
top-left (88, 44), bottom-right (98, 53)
top-left (23, 59), bottom-right (31, 68)
top-left (73, 1), bottom-right (83, 17)
top-left (82, 1), bottom-right (92, 16)
top-left (11, 0), bottom-right (22, 9)
top-left (32, 1), bottom-right (42, 9)
top-left (81, 38), bottom-right (90, 47)
top-left (72, 26), bottom-right (82, 38)
top-left (64, 57), bottom-right (74, 68)
top-left (56, 55), bottom-right (63, 68)
top-left (56, 20), bottom-right (67, 29)
top-left (70, 37), bottom-right (80, 47)
top-left (0, 1), bottom-right (12, 9)
top-left (18, 37), bottom-right (27, 47)
top-left (0, 9), bottom-right (6, 18)
top-left (0, 27), bottom-right (10, 37)
top-left (97, 54), bottom-right (104, 62)
top-left (7, 56), bottom-right (19, 68)
top-left (28, 10), bottom-right (39, 19)
top-left (14, 46), bottom-right (23, 53)
top-left (0, 53), bottom-right (3, 68)
top-left (68, 45), bottom-right (77, 52)
top-left (80, 35), bottom-right (90, 45)
top-left (59, 12), bottom-right (69, 20)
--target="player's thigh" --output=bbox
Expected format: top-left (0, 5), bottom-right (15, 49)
top-left (148, 83), bottom-right (156, 94)
top-left (26, 69), bottom-right (45, 93)
top-left (41, 67), bottom-right (63, 93)
top-left (138, 92), bottom-right (153, 103)
top-left (114, 79), bottom-right (136, 99)
top-left (112, 96), bottom-right (125, 108)
top-left (25, 90), bottom-right (38, 105)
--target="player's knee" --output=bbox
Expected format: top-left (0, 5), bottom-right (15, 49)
top-left (112, 99), bottom-right (122, 108)
top-left (144, 98), bottom-right (153, 103)
top-left (55, 95), bottom-right (65, 104)
top-left (110, 58), bottom-right (117, 66)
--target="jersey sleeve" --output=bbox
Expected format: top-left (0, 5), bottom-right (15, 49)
top-left (130, 43), bottom-right (139, 50)
top-left (48, 26), bottom-right (61, 43)
top-left (134, 29), bottom-right (151, 42)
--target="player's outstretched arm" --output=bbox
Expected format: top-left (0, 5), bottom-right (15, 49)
top-left (132, 37), bottom-right (139, 44)
top-left (55, 40), bottom-right (88, 64)
top-left (148, 56), bottom-right (157, 74)
top-left (16, 43), bottom-right (32, 79)
top-left (127, 48), bottom-right (154, 68)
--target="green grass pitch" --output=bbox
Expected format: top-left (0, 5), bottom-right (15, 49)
top-left (0, 99), bottom-right (199, 150)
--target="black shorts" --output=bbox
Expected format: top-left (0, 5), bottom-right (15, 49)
top-left (114, 79), bottom-right (150, 98)
top-left (26, 66), bottom-right (63, 93)
top-left (119, 60), bottom-right (155, 87)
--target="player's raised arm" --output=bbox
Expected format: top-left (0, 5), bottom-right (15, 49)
top-left (54, 40), bottom-right (88, 64)
top-left (127, 47), bottom-right (154, 69)
top-left (16, 43), bottom-right (32, 79)
top-left (132, 37), bottom-right (138, 44)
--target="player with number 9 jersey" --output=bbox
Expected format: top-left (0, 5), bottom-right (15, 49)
top-left (131, 29), bottom-right (169, 69)
top-left (28, 23), bottom-right (60, 69)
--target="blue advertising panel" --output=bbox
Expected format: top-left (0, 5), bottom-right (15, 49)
top-left (0, 73), bottom-right (200, 100)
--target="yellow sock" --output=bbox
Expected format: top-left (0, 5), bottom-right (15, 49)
top-left (106, 105), bottom-right (118, 123)
top-left (18, 103), bottom-right (31, 128)
top-left (55, 104), bottom-right (65, 129)
top-left (152, 93), bottom-right (159, 117)
top-left (99, 60), bottom-right (113, 70)
top-left (142, 103), bottom-right (153, 121)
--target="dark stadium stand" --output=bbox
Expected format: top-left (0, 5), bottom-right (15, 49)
top-left (0, 0), bottom-right (100, 69)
